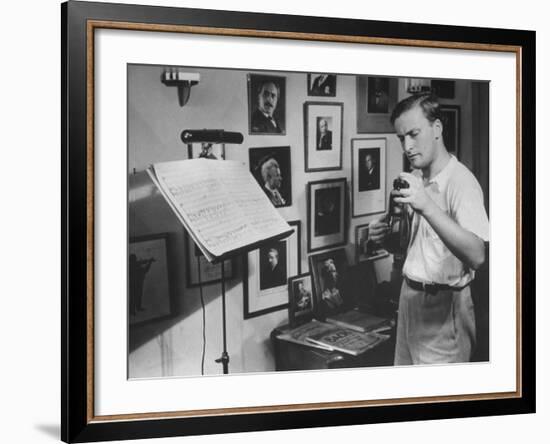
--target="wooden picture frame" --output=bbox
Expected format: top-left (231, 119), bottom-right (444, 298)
top-left (304, 101), bottom-right (344, 172)
top-left (287, 273), bottom-right (315, 327)
top-left (440, 104), bottom-right (461, 156)
top-left (247, 73), bottom-right (286, 135)
top-left (356, 76), bottom-right (398, 133)
top-left (307, 178), bottom-right (347, 252)
top-left (63, 1), bottom-right (534, 442)
top-left (307, 73), bottom-right (337, 96)
top-left (243, 220), bottom-right (301, 319)
top-left (249, 146), bottom-right (292, 208)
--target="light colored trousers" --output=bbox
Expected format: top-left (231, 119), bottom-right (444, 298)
top-left (394, 280), bottom-right (476, 365)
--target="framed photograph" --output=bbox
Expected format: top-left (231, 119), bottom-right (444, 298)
top-left (249, 146), bottom-right (292, 208)
top-left (357, 76), bottom-right (398, 133)
top-left (63, 2), bottom-right (533, 442)
top-left (304, 101), bottom-right (344, 171)
top-left (187, 142), bottom-right (226, 160)
top-left (243, 220), bottom-right (301, 319)
top-left (431, 79), bottom-right (456, 99)
top-left (355, 223), bottom-right (390, 263)
top-left (307, 178), bottom-right (347, 252)
top-left (307, 73), bottom-right (337, 96)
top-left (309, 248), bottom-right (352, 319)
top-left (288, 273), bottom-right (315, 327)
top-left (129, 234), bottom-right (175, 326)
top-left (351, 138), bottom-right (387, 217)
top-left (247, 73), bottom-right (286, 135)
top-left (185, 233), bottom-right (233, 287)
top-left (440, 104), bottom-right (461, 156)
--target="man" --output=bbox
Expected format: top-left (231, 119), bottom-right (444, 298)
top-left (369, 93), bottom-right (489, 365)
top-left (261, 157), bottom-right (286, 206)
top-left (261, 247), bottom-right (286, 290)
top-left (311, 73), bottom-right (336, 96)
top-left (359, 152), bottom-right (379, 191)
top-left (320, 259), bottom-right (344, 311)
top-left (251, 81), bottom-right (282, 133)
top-left (295, 281), bottom-right (312, 311)
top-left (316, 118), bottom-right (332, 151)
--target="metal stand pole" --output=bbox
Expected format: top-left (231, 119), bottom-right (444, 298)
top-left (215, 261), bottom-right (229, 374)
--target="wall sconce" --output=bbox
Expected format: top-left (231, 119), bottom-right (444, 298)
top-left (161, 68), bottom-right (200, 106)
top-left (406, 78), bottom-right (431, 94)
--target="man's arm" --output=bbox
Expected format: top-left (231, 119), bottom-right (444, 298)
top-left (394, 172), bottom-right (485, 270)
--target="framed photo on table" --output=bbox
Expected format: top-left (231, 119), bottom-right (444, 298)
top-left (63, 1), bottom-right (534, 442)
top-left (287, 273), bottom-right (315, 327)
top-left (351, 137), bottom-right (387, 217)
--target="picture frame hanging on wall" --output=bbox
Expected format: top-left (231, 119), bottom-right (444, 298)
top-left (63, 1), bottom-right (534, 442)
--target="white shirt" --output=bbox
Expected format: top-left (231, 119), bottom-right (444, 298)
top-left (403, 155), bottom-right (490, 287)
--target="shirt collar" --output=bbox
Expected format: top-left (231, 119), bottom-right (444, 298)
top-left (426, 154), bottom-right (457, 190)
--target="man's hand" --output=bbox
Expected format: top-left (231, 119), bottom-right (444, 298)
top-left (368, 216), bottom-right (390, 243)
top-left (393, 172), bottom-right (435, 215)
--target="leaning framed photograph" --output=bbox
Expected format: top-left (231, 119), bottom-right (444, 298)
top-left (243, 220), bottom-right (301, 319)
top-left (307, 178), bottom-right (347, 252)
top-left (351, 137), bottom-right (387, 217)
top-left (287, 273), bottom-right (315, 327)
top-left (63, 1), bottom-right (534, 442)
top-left (304, 101), bottom-right (344, 171)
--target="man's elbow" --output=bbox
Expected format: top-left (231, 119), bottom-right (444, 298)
top-left (468, 241), bottom-right (486, 270)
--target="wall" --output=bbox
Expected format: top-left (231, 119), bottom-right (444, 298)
top-left (127, 64), bottom-right (479, 378)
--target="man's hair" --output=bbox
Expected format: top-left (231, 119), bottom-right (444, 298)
top-left (390, 93), bottom-right (442, 126)
top-left (261, 158), bottom-right (280, 182)
top-left (256, 81), bottom-right (280, 98)
top-left (268, 248), bottom-right (279, 258)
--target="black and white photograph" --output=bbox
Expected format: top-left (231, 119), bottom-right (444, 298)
top-left (249, 146), bottom-right (292, 207)
top-left (355, 223), bottom-right (390, 263)
top-left (287, 273), bottom-right (315, 327)
top-left (307, 178), bottom-right (347, 252)
top-left (247, 74), bottom-right (286, 134)
top-left (352, 138), bottom-right (387, 217)
top-left (60, 2), bottom-right (535, 442)
top-left (244, 220), bottom-right (301, 319)
top-left (129, 234), bottom-right (175, 326)
top-left (304, 102), bottom-right (343, 171)
top-left (307, 73), bottom-right (337, 96)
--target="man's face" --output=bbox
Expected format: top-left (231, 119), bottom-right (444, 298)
top-left (268, 166), bottom-right (282, 189)
top-left (394, 106), bottom-right (440, 170)
top-left (324, 260), bottom-right (338, 283)
top-left (365, 154), bottom-right (373, 171)
top-left (319, 119), bottom-right (328, 134)
top-left (268, 250), bottom-right (278, 268)
top-left (258, 82), bottom-right (278, 116)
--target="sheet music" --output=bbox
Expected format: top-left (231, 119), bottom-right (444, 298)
top-left (148, 159), bottom-right (291, 261)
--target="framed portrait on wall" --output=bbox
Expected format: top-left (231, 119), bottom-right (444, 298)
top-left (351, 138), bottom-right (387, 217)
top-left (307, 73), bottom-right (337, 96)
top-left (247, 73), bottom-right (286, 135)
top-left (243, 220), bottom-right (301, 319)
top-left (185, 233), bottom-right (233, 288)
top-left (128, 233), bottom-right (175, 326)
top-left (187, 142), bottom-right (226, 160)
top-left (355, 223), bottom-right (389, 263)
top-left (304, 102), bottom-right (344, 171)
top-left (356, 76), bottom-right (398, 133)
top-left (249, 146), bottom-right (292, 208)
top-left (307, 178), bottom-right (347, 252)
top-left (431, 79), bottom-right (456, 99)
top-left (440, 104), bottom-right (461, 156)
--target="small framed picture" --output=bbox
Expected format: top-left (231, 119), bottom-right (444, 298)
top-left (431, 79), bottom-right (456, 99)
top-left (247, 74), bottom-right (286, 135)
top-left (128, 233), bottom-right (175, 326)
top-left (355, 223), bottom-right (389, 263)
top-left (309, 248), bottom-right (351, 319)
top-left (185, 233), bottom-right (233, 288)
top-left (351, 138), bottom-right (387, 217)
top-left (288, 273), bottom-right (315, 327)
top-left (304, 102), bottom-right (344, 172)
top-left (307, 73), bottom-right (336, 96)
top-left (307, 178), bottom-right (347, 252)
top-left (187, 142), bottom-right (226, 160)
top-left (440, 104), bottom-right (461, 156)
top-left (243, 220), bottom-right (301, 319)
top-left (249, 146), bottom-right (292, 208)
top-left (356, 76), bottom-right (398, 133)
